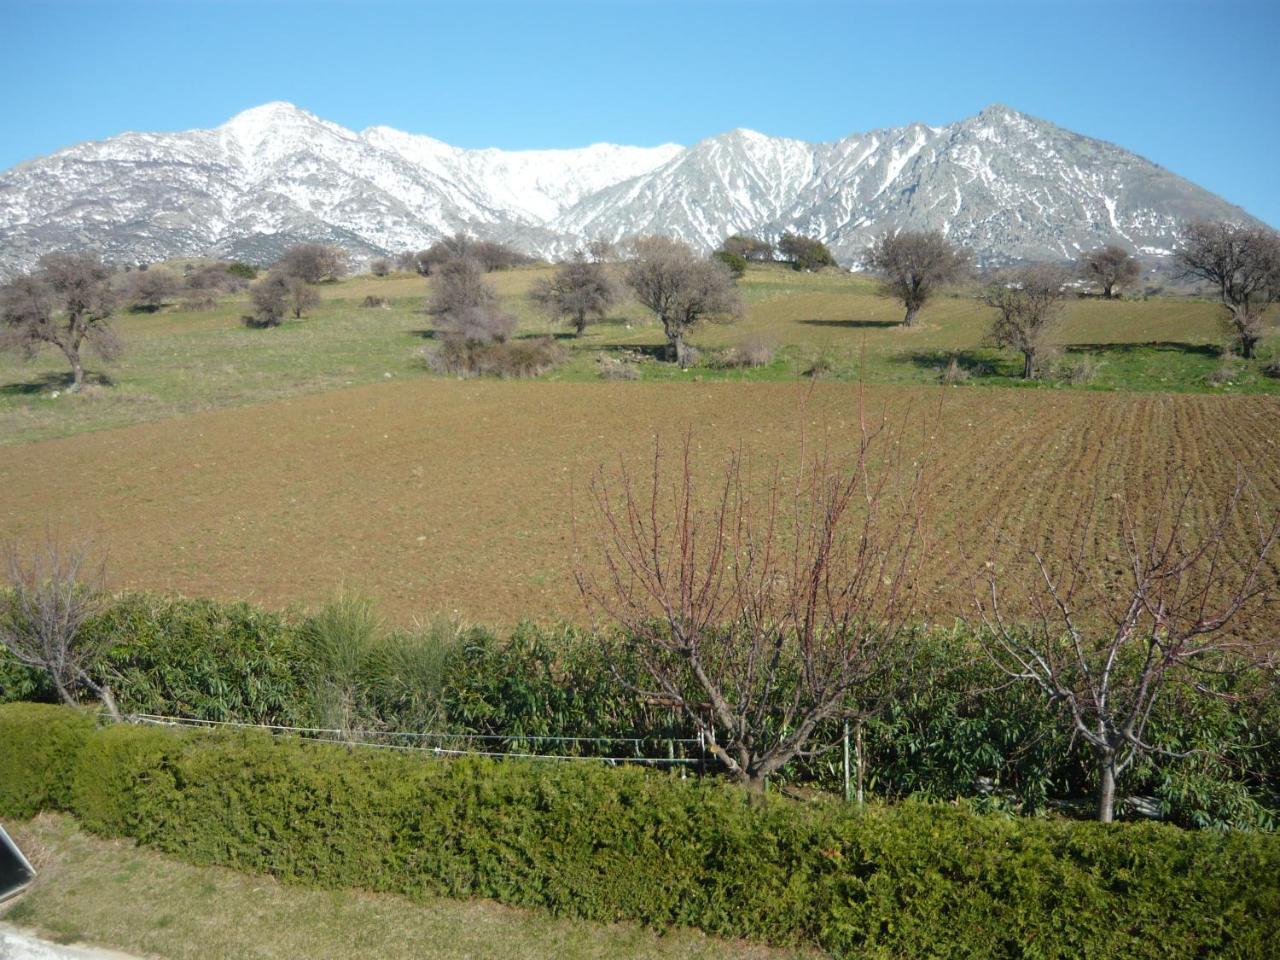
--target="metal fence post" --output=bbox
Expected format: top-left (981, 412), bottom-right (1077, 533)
top-left (842, 720), bottom-right (851, 802)
top-left (855, 719), bottom-right (865, 806)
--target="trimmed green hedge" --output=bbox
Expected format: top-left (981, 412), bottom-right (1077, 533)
top-left (3, 593), bottom-right (1278, 828)
top-left (2, 705), bottom-right (1277, 958)
top-left (0, 702), bottom-right (96, 817)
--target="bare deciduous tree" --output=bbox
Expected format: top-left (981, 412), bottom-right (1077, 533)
top-left (186, 262), bottom-right (247, 294)
top-left (981, 264), bottom-right (1070, 379)
top-left (0, 252), bottom-right (120, 391)
top-left (865, 230), bottom-right (970, 327)
top-left (1078, 245), bottom-right (1140, 300)
top-left (427, 256), bottom-right (515, 342)
top-left (587, 238), bottom-right (616, 264)
top-left (0, 538), bottom-right (119, 719)
top-left (975, 475), bottom-right (1278, 822)
top-left (285, 275), bottom-right (320, 319)
top-left (575, 406), bottom-right (932, 794)
top-left (1176, 220), bottom-right (1280, 359)
top-left (529, 253), bottom-right (619, 335)
top-left (625, 236), bottom-right (742, 367)
top-left (370, 258), bottom-right (391, 277)
top-left (249, 273), bottom-right (284, 327)
top-left (276, 243), bottom-right (349, 283)
top-left (123, 267), bottom-right (181, 312)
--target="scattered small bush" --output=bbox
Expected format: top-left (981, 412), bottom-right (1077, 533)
top-left (369, 258), bottom-right (391, 277)
top-left (1262, 358), bottom-right (1280, 379)
top-left (361, 295), bottom-right (389, 308)
top-left (424, 337), bottom-right (566, 378)
top-left (801, 354), bottom-right (833, 378)
top-left (226, 262), bottom-right (258, 280)
top-left (706, 334), bottom-right (776, 369)
top-left (598, 356), bottom-right (641, 380)
top-left (939, 355), bottom-right (970, 384)
top-left (1053, 354), bottom-right (1102, 386)
top-left (735, 334), bottom-right (776, 367)
top-left (180, 294), bottom-right (218, 312)
top-left (712, 250), bottom-right (747, 279)
top-left (1206, 350), bottom-right (1242, 386)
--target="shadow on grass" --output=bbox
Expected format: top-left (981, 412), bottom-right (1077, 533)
top-left (800, 318), bottom-right (901, 329)
top-left (596, 343), bottom-right (670, 362)
top-left (1064, 341), bottom-right (1221, 357)
top-left (897, 349), bottom-right (1009, 377)
top-left (0, 370), bottom-right (114, 397)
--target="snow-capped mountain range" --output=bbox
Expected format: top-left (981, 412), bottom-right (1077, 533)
top-left (0, 101), bottom-right (1262, 278)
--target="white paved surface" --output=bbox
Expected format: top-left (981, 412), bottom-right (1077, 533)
top-left (0, 925), bottom-right (141, 960)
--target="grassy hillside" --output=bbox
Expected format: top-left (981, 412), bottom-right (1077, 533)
top-left (1, 264), bottom-right (1276, 444)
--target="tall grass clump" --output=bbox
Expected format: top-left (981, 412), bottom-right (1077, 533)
top-left (363, 617), bottom-right (462, 732)
top-left (300, 593), bottom-right (461, 736)
top-left (300, 591), bottom-right (382, 737)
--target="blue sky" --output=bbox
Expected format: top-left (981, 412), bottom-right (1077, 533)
top-left (2, 0), bottom-right (1277, 225)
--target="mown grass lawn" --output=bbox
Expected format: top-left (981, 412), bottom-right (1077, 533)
top-left (2, 263), bottom-right (1276, 444)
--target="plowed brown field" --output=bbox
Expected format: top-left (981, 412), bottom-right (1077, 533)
top-left (2, 380), bottom-right (1276, 626)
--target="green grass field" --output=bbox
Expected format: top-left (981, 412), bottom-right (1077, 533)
top-left (2, 263), bottom-right (1276, 444)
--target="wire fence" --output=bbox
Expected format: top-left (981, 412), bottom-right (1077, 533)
top-left (124, 713), bottom-right (707, 770)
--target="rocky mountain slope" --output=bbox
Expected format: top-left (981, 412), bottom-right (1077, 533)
top-left (0, 102), bottom-right (1261, 277)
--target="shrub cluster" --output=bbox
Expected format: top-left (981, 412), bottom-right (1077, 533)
top-left (2, 595), bottom-right (1276, 829)
top-left (424, 337), bottom-right (565, 378)
top-left (2, 705), bottom-right (1277, 959)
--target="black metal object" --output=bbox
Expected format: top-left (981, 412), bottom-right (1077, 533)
top-left (0, 823), bottom-right (35, 901)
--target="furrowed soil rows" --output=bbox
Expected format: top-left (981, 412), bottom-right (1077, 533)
top-left (1, 381), bottom-right (1275, 626)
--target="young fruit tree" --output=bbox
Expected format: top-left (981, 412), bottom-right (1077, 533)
top-left (0, 252), bottom-right (120, 392)
top-left (974, 475), bottom-right (1278, 822)
top-left (624, 236), bottom-right (742, 368)
top-left (981, 264), bottom-right (1069, 379)
top-left (575, 406), bottom-right (932, 794)
top-left (1176, 220), bottom-right (1280, 359)
top-left (0, 539), bottom-right (120, 719)
top-left (1078, 245), bottom-right (1140, 300)
top-left (865, 230), bottom-right (970, 327)
top-left (528, 253), bottom-right (619, 336)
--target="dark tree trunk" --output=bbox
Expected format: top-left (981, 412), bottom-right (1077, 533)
top-left (574, 311), bottom-right (587, 336)
top-left (70, 356), bottom-right (86, 392)
top-left (903, 305), bottom-right (919, 327)
top-left (1022, 351), bottom-right (1035, 380)
top-left (670, 331), bottom-right (691, 368)
top-left (1241, 333), bottom-right (1258, 360)
top-left (1103, 283), bottom-right (1114, 300)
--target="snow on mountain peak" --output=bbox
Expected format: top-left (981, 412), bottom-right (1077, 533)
top-left (0, 103), bottom-right (1264, 278)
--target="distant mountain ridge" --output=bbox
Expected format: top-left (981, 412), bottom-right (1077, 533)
top-left (0, 102), bottom-right (1262, 277)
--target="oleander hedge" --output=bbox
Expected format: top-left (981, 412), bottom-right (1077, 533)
top-left (1, 703), bottom-right (1277, 958)
top-left (4, 593), bottom-right (1277, 829)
